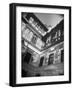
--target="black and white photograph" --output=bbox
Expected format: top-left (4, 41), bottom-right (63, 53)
top-left (10, 3), bottom-right (71, 87)
top-left (21, 12), bottom-right (64, 77)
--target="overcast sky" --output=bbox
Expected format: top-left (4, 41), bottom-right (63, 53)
top-left (35, 13), bottom-right (64, 29)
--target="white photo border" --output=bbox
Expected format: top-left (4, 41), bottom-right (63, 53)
top-left (15, 4), bottom-right (71, 85)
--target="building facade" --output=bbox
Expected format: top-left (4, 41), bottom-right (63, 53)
top-left (21, 13), bottom-right (64, 77)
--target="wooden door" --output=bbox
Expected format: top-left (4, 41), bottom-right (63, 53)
top-left (39, 57), bottom-right (44, 67)
top-left (48, 53), bottom-right (54, 65)
top-left (23, 52), bottom-right (31, 64)
top-left (61, 50), bottom-right (64, 62)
